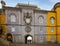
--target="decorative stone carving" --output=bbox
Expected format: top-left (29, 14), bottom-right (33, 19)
top-left (24, 12), bottom-right (32, 33)
top-left (25, 26), bottom-right (31, 33)
top-left (24, 12), bottom-right (32, 25)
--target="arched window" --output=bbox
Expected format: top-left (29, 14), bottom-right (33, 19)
top-left (50, 17), bottom-right (55, 24)
top-left (10, 14), bottom-right (16, 22)
top-left (39, 16), bottom-right (44, 24)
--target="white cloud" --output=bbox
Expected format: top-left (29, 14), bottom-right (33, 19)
top-left (0, 3), bottom-right (2, 8)
top-left (49, 0), bottom-right (60, 3)
top-left (0, 0), bottom-right (2, 8)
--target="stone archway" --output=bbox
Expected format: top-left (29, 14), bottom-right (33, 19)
top-left (25, 35), bottom-right (32, 44)
top-left (6, 33), bottom-right (13, 43)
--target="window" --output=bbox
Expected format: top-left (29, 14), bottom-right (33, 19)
top-left (11, 27), bottom-right (15, 32)
top-left (39, 16), bottom-right (44, 24)
top-left (51, 35), bottom-right (55, 42)
top-left (40, 27), bottom-right (42, 31)
top-left (51, 27), bottom-right (54, 32)
top-left (50, 17), bottom-right (55, 24)
top-left (10, 14), bottom-right (16, 22)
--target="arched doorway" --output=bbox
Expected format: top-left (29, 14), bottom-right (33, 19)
top-left (25, 35), bottom-right (32, 44)
top-left (6, 33), bottom-right (13, 43)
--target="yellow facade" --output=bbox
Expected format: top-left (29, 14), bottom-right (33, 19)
top-left (46, 4), bottom-right (60, 42)
top-left (55, 7), bottom-right (60, 42)
top-left (0, 14), bottom-right (7, 39)
top-left (46, 12), bottom-right (56, 42)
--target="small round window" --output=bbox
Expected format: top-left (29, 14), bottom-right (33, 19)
top-left (50, 17), bottom-right (55, 24)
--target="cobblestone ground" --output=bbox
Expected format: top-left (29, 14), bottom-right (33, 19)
top-left (0, 38), bottom-right (60, 46)
top-left (0, 43), bottom-right (60, 46)
top-left (11, 43), bottom-right (60, 46)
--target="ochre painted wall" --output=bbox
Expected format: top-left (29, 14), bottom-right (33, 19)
top-left (46, 7), bottom-right (60, 42)
top-left (0, 14), bottom-right (6, 24)
top-left (55, 7), bottom-right (60, 42)
top-left (46, 12), bottom-right (56, 42)
top-left (0, 14), bottom-right (7, 39)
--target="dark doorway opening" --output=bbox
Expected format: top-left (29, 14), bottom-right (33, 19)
top-left (6, 33), bottom-right (13, 43)
top-left (0, 26), bottom-right (3, 36)
top-left (25, 35), bottom-right (32, 44)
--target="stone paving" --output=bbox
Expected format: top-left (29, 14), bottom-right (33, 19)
top-left (0, 38), bottom-right (60, 46)
top-left (11, 43), bottom-right (60, 46)
top-left (0, 43), bottom-right (60, 46)
top-left (0, 38), bottom-right (59, 46)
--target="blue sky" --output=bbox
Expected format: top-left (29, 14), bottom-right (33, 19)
top-left (0, 0), bottom-right (60, 10)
